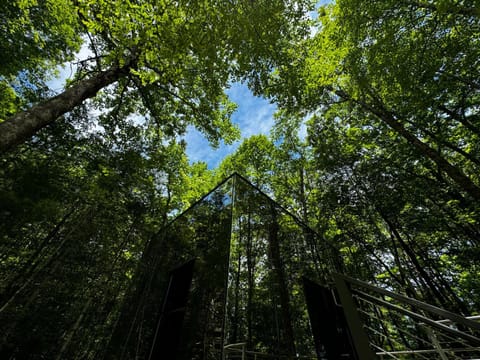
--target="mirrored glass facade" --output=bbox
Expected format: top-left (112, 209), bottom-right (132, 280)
top-left (108, 174), bottom-right (325, 359)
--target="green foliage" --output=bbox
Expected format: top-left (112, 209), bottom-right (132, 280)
top-left (0, 0), bottom-right (83, 114)
top-left (213, 0), bottom-right (480, 313)
top-left (2, 0), bottom-right (480, 356)
top-left (0, 0), bottom-right (313, 155)
top-left (0, 0), bottom-right (82, 78)
top-left (0, 108), bottom-right (212, 356)
top-left (0, 2), bottom-right (316, 354)
top-left (216, 134), bottom-right (276, 190)
top-left (0, 81), bottom-right (21, 123)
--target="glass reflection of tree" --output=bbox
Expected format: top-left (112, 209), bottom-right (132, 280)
top-left (109, 174), bottom-right (321, 359)
top-left (225, 175), bottom-right (317, 358)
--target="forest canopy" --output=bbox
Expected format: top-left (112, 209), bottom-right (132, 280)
top-left (1, 0), bottom-right (480, 358)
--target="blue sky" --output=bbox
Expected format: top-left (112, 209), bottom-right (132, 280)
top-left (184, 83), bottom-right (277, 169)
top-left (184, 1), bottom-right (331, 169)
top-left (48, 2), bottom-right (330, 169)
top-left (49, 62), bottom-right (276, 170)
top-left (49, 66), bottom-right (277, 169)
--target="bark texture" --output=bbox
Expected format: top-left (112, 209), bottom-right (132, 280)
top-left (0, 65), bottom-right (130, 153)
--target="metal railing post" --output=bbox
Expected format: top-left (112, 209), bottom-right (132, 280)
top-left (333, 273), bottom-right (377, 359)
top-left (425, 328), bottom-right (448, 360)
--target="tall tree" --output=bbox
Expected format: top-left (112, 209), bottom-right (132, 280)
top-left (0, 0), bottom-right (313, 152)
top-left (0, 0), bottom-right (81, 78)
top-left (216, 134), bottom-right (277, 190)
top-left (301, 99), bottom-right (480, 311)
top-left (0, 0), bottom-right (83, 122)
top-left (0, 105), bottom-right (207, 357)
top-left (267, 0), bottom-right (480, 201)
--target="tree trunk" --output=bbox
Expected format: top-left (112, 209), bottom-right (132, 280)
top-left (0, 227), bottom-right (71, 314)
top-left (375, 108), bottom-right (480, 201)
top-left (268, 206), bottom-right (296, 358)
top-left (55, 298), bottom-right (93, 360)
top-left (402, 118), bottom-right (480, 167)
top-left (0, 64), bottom-right (131, 153)
top-left (336, 89), bottom-right (480, 201)
top-left (298, 164), bottom-right (309, 222)
top-left (231, 216), bottom-right (242, 343)
top-left (246, 211), bottom-right (255, 349)
top-left (1, 204), bottom-right (78, 305)
top-left (378, 213), bottom-right (450, 308)
top-left (437, 104), bottom-right (480, 137)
